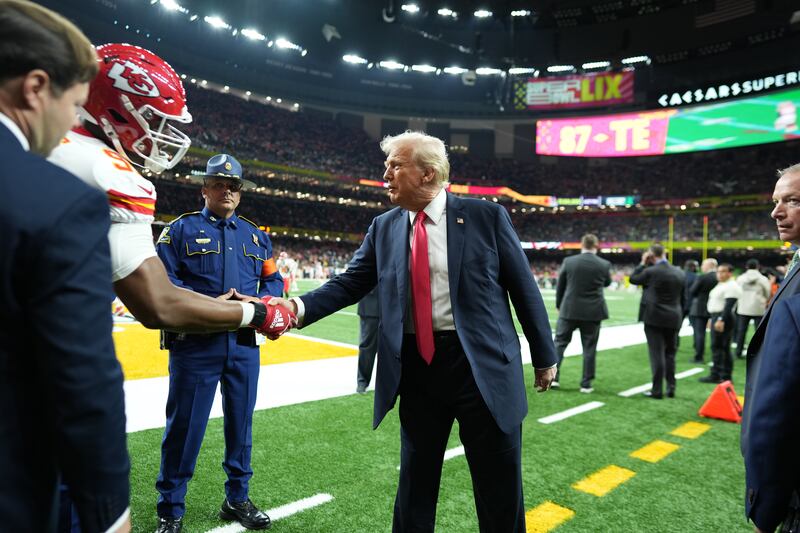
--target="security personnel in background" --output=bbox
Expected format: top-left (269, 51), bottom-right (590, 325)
top-left (154, 154), bottom-right (282, 533)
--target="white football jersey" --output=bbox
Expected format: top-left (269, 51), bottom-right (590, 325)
top-left (49, 128), bottom-right (157, 224)
top-left (49, 128), bottom-right (157, 281)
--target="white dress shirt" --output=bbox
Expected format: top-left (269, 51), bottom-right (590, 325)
top-left (0, 112), bottom-right (30, 151)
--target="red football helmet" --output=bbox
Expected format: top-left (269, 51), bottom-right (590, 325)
top-left (81, 43), bottom-right (192, 173)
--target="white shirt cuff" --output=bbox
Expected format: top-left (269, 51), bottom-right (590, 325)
top-left (291, 296), bottom-right (305, 326)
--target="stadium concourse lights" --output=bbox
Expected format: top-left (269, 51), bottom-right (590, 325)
top-left (411, 64), bottom-right (438, 73)
top-left (474, 9), bottom-right (493, 18)
top-left (621, 55), bottom-right (651, 65)
top-left (509, 67), bottom-right (537, 75)
top-left (343, 54), bottom-right (368, 64)
top-left (582, 60), bottom-right (611, 69)
top-left (158, 0), bottom-right (187, 13)
top-left (511, 10), bottom-right (532, 16)
top-left (241, 28), bottom-right (266, 41)
top-left (401, 4), bottom-right (420, 14)
top-left (379, 60), bottom-right (407, 70)
top-left (437, 7), bottom-right (457, 18)
top-left (443, 66), bottom-right (468, 75)
top-left (476, 67), bottom-right (503, 76)
top-left (547, 65), bottom-right (575, 73)
top-left (204, 16), bottom-right (230, 30)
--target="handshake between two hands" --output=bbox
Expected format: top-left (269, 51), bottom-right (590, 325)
top-left (217, 289), bottom-right (298, 340)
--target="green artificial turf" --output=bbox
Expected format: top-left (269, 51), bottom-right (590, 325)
top-left (128, 310), bottom-right (752, 532)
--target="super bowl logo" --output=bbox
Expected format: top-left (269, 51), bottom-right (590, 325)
top-left (107, 60), bottom-right (160, 98)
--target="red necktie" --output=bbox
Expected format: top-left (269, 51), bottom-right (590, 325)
top-left (411, 211), bottom-right (435, 364)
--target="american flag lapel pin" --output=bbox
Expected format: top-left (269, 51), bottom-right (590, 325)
top-left (456, 217), bottom-right (464, 224)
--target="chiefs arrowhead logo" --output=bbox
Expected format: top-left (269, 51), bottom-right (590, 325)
top-left (107, 60), bottom-right (160, 98)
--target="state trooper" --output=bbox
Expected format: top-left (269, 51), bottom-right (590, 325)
top-left (154, 154), bottom-right (282, 533)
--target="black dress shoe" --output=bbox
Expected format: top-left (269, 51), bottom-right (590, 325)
top-left (666, 389), bottom-right (675, 398)
top-left (220, 498), bottom-right (272, 530)
top-left (155, 517), bottom-right (182, 533)
top-left (692, 357), bottom-right (704, 363)
top-left (698, 375), bottom-right (723, 384)
top-left (643, 391), bottom-right (663, 399)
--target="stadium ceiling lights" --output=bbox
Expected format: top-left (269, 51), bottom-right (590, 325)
top-left (401, 4), bottom-right (420, 14)
top-left (438, 7), bottom-right (457, 18)
top-left (379, 60), bottom-right (406, 70)
top-left (476, 67), bottom-right (502, 75)
top-left (411, 64), bottom-right (437, 73)
top-left (443, 66), bottom-right (468, 74)
top-left (511, 10), bottom-right (531, 17)
top-left (582, 60), bottom-right (611, 69)
top-left (509, 67), bottom-right (537, 75)
top-left (474, 9), bottom-right (493, 18)
top-left (621, 55), bottom-right (651, 64)
top-left (159, 0), bottom-right (187, 13)
top-left (342, 54), bottom-right (368, 64)
top-left (241, 28), bottom-right (266, 41)
top-left (275, 37), bottom-right (301, 50)
top-left (547, 64), bottom-right (575, 73)
top-left (204, 16), bottom-right (230, 30)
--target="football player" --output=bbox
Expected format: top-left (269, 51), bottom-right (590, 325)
top-left (48, 43), bottom-right (294, 335)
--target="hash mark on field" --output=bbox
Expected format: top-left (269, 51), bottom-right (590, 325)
top-left (572, 465), bottom-right (635, 497)
top-left (397, 445), bottom-right (465, 470)
top-left (525, 501), bottom-right (575, 532)
top-left (204, 493), bottom-right (334, 533)
top-left (617, 367), bottom-right (704, 397)
top-left (629, 440), bottom-right (680, 463)
top-left (537, 401), bottom-right (604, 424)
top-left (670, 421), bottom-right (711, 439)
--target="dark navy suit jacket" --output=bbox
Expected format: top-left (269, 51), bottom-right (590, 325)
top-left (299, 193), bottom-right (557, 433)
top-left (743, 293), bottom-right (800, 531)
top-left (0, 124), bottom-right (129, 532)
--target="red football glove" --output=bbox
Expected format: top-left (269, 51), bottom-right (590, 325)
top-left (251, 299), bottom-right (297, 339)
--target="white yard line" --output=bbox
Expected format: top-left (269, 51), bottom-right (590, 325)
top-left (203, 493), bottom-right (334, 533)
top-left (617, 366), bottom-right (705, 397)
top-left (537, 401), bottom-right (605, 424)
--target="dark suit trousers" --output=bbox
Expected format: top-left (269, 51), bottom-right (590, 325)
top-left (643, 325), bottom-right (678, 396)
top-left (709, 316), bottom-right (734, 380)
top-left (689, 316), bottom-right (708, 360)
top-left (734, 314), bottom-right (760, 357)
top-left (394, 333), bottom-right (524, 533)
top-left (554, 318), bottom-right (600, 388)
top-left (357, 315), bottom-right (379, 388)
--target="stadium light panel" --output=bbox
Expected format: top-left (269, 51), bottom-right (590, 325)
top-left (301, 50), bottom-right (308, 56)
top-left (621, 55), bottom-right (651, 64)
top-left (160, 0), bottom-right (186, 13)
top-left (276, 98), bottom-right (282, 103)
top-left (438, 8), bottom-right (457, 17)
top-left (204, 16), bottom-right (230, 30)
top-left (266, 96), bottom-right (272, 101)
top-left (189, 14), bottom-right (198, 21)
top-left (476, 67), bottom-right (502, 75)
top-left (582, 60), bottom-right (611, 69)
top-left (379, 60), bottom-right (406, 70)
top-left (474, 9), bottom-right (492, 18)
top-left (508, 67), bottom-right (536, 75)
top-left (443, 66), bottom-right (467, 75)
top-left (223, 85), bottom-right (229, 91)
top-left (411, 64), bottom-right (437, 73)
top-left (401, 4), bottom-right (420, 13)
top-left (547, 65), bottom-right (574, 72)
top-left (511, 10), bottom-right (531, 16)
top-left (241, 28), bottom-right (266, 41)
top-left (343, 54), bottom-right (368, 64)
top-left (275, 38), bottom-right (301, 51)
top-left (245, 91), bottom-right (251, 96)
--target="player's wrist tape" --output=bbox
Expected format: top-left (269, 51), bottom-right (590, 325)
top-left (245, 301), bottom-right (265, 328)
top-left (238, 301), bottom-right (258, 328)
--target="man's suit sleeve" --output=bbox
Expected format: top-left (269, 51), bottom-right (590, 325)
top-left (30, 189), bottom-right (130, 531)
top-left (603, 260), bottom-right (612, 287)
top-left (555, 261), bottom-right (567, 309)
top-left (300, 218), bottom-right (378, 326)
top-left (629, 264), bottom-right (648, 285)
top-left (495, 207), bottom-right (556, 368)
top-left (745, 296), bottom-right (800, 532)
top-left (689, 276), bottom-right (703, 298)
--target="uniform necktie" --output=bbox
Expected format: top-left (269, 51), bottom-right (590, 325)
top-left (222, 219), bottom-right (240, 293)
top-left (788, 250), bottom-right (800, 277)
top-left (411, 211), bottom-right (435, 364)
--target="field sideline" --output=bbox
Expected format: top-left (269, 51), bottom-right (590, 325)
top-left (121, 280), bottom-right (752, 532)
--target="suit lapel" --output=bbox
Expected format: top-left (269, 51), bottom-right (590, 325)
top-left (392, 209), bottom-right (410, 309)
top-left (446, 193), bottom-right (465, 299)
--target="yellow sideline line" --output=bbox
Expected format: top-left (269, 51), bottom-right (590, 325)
top-left (525, 501), bottom-right (575, 533)
top-left (112, 323), bottom-right (357, 381)
top-left (572, 465), bottom-right (636, 497)
top-left (629, 440), bottom-right (680, 463)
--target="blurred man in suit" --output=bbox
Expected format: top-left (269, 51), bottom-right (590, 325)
top-left (743, 163), bottom-right (800, 532)
top-left (356, 286), bottom-right (380, 393)
top-left (268, 131), bottom-right (557, 532)
top-left (689, 258), bottom-right (718, 363)
top-left (0, 1), bottom-right (130, 531)
top-left (553, 234), bottom-right (612, 392)
top-left (630, 244), bottom-right (685, 399)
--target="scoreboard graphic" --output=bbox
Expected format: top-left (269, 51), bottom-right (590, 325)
top-left (536, 87), bottom-right (800, 157)
top-left (513, 71), bottom-right (635, 110)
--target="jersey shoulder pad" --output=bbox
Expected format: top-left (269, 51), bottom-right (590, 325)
top-left (238, 215), bottom-right (260, 229)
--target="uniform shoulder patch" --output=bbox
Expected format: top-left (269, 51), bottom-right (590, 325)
top-left (156, 226), bottom-right (171, 245)
top-left (238, 215), bottom-right (259, 228)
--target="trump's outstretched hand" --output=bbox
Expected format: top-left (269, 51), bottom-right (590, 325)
top-left (534, 366), bottom-right (557, 393)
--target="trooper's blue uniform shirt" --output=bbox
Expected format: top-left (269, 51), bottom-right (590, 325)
top-left (154, 206), bottom-right (282, 519)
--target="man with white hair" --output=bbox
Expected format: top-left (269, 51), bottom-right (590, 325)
top-left (268, 131), bottom-right (557, 532)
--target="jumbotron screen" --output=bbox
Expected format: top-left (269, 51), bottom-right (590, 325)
top-left (535, 87), bottom-right (800, 157)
